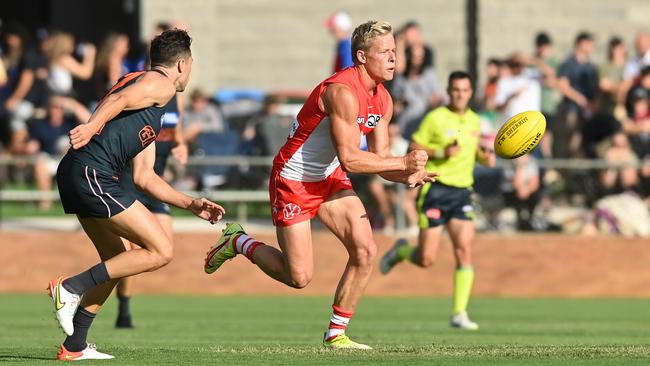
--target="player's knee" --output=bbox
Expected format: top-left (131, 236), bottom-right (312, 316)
top-left (288, 271), bottom-right (312, 289)
top-left (454, 245), bottom-right (472, 262)
top-left (349, 239), bottom-right (377, 268)
top-left (150, 243), bottom-right (174, 270)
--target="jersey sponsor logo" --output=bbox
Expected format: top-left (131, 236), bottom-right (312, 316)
top-left (425, 208), bottom-right (442, 220)
top-left (283, 203), bottom-right (302, 219)
top-left (161, 112), bottom-right (179, 127)
top-left (139, 125), bottom-right (157, 147)
top-left (366, 113), bottom-right (381, 128)
top-left (356, 114), bottom-right (382, 129)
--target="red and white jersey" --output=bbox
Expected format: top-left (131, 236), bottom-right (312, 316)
top-left (273, 67), bottom-right (391, 182)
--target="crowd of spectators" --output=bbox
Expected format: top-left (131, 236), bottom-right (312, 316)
top-left (373, 22), bottom-right (650, 234)
top-left (2, 17), bottom-right (650, 235)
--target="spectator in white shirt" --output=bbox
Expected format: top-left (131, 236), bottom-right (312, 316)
top-left (494, 53), bottom-right (541, 121)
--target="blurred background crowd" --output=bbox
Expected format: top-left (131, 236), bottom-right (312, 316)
top-left (2, 6), bottom-right (650, 237)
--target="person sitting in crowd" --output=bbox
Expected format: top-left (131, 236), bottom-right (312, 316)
top-left (494, 53), bottom-right (541, 120)
top-left (391, 44), bottom-right (443, 139)
top-left (183, 88), bottom-right (226, 148)
top-left (93, 32), bottom-right (130, 104)
top-left (480, 58), bottom-right (502, 113)
top-left (45, 31), bottom-right (95, 97)
top-left (20, 96), bottom-right (90, 210)
top-left (600, 132), bottom-right (639, 196)
top-left (1, 23), bottom-right (49, 154)
top-left (622, 77), bottom-right (650, 161)
top-left (502, 155), bottom-right (542, 231)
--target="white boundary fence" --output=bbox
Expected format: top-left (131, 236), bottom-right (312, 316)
top-left (0, 155), bottom-right (643, 225)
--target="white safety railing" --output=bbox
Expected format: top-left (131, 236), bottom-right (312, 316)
top-left (0, 155), bottom-right (643, 225)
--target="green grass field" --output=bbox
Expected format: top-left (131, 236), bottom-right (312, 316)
top-left (1, 295), bottom-right (649, 365)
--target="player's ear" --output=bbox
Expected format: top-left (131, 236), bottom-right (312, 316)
top-left (356, 50), bottom-right (366, 64)
top-left (177, 57), bottom-right (186, 73)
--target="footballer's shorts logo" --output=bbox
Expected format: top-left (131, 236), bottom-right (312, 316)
top-left (283, 203), bottom-right (302, 219)
top-left (426, 208), bottom-right (442, 220)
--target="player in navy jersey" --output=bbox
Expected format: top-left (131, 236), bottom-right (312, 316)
top-left (114, 93), bottom-right (187, 328)
top-left (47, 29), bottom-right (223, 361)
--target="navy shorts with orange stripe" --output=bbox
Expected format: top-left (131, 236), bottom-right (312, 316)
top-left (57, 154), bottom-right (136, 219)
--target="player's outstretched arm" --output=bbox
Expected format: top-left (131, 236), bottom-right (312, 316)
top-left (132, 142), bottom-right (224, 224)
top-left (69, 72), bottom-right (176, 150)
top-left (325, 84), bottom-right (425, 174)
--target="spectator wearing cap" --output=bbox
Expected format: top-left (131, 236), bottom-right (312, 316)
top-left (556, 31), bottom-right (599, 159)
top-left (324, 11), bottom-right (353, 73)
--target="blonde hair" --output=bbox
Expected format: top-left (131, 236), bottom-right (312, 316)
top-left (46, 32), bottom-right (75, 63)
top-left (351, 20), bottom-right (393, 64)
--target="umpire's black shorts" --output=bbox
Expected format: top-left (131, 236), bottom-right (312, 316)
top-left (417, 182), bottom-right (475, 228)
top-left (57, 154), bottom-right (135, 219)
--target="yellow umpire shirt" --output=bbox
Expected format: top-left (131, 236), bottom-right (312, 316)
top-left (411, 106), bottom-right (481, 188)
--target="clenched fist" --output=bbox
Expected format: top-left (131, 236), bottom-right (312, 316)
top-left (404, 149), bottom-right (428, 173)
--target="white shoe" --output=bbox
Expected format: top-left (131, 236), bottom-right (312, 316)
top-left (379, 238), bottom-right (409, 274)
top-left (57, 343), bottom-right (115, 361)
top-left (450, 311), bottom-right (479, 330)
top-left (47, 276), bottom-right (82, 336)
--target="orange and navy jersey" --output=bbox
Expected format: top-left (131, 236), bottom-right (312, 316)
top-left (152, 94), bottom-right (179, 175)
top-left (68, 71), bottom-right (168, 175)
top-left (273, 66), bottom-right (391, 182)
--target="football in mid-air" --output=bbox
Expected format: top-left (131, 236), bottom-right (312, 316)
top-left (493, 110), bottom-right (546, 159)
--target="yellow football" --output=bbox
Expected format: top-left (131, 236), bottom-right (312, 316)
top-left (494, 111), bottom-right (546, 159)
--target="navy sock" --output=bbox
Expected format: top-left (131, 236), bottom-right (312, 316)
top-left (118, 295), bottom-right (130, 317)
top-left (62, 263), bottom-right (110, 295)
top-left (62, 308), bottom-right (96, 352)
